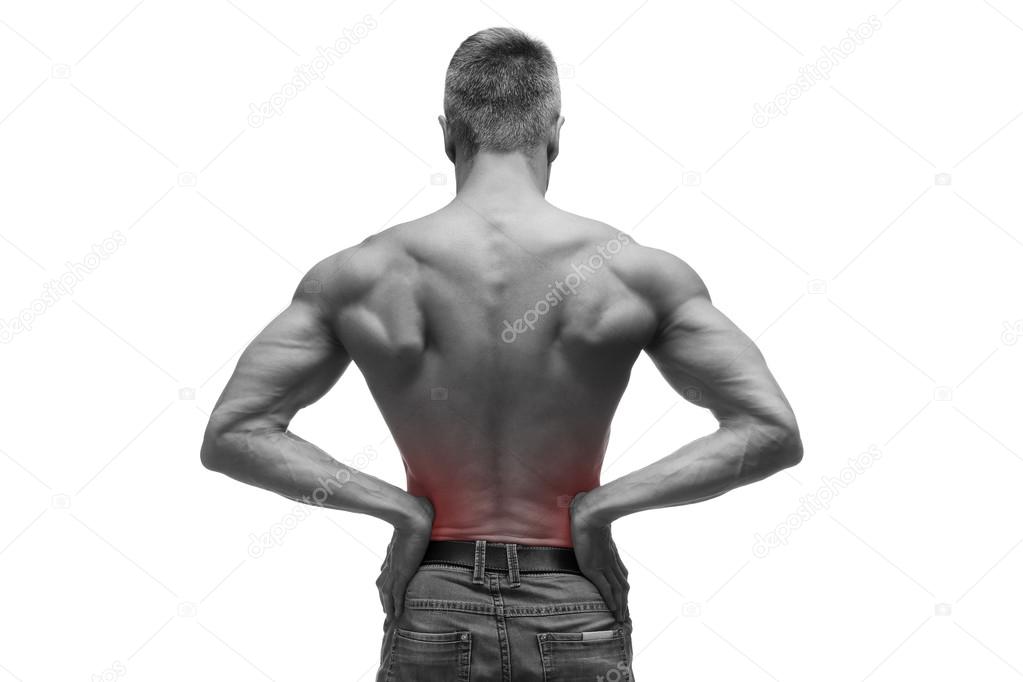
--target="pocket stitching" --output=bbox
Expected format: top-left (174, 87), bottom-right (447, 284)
top-left (386, 629), bottom-right (472, 682)
top-left (537, 629), bottom-right (630, 682)
top-left (540, 633), bottom-right (626, 678)
top-left (395, 627), bottom-right (471, 643)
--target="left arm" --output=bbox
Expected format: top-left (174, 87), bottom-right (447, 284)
top-left (200, 266), bottom-right (431, 619)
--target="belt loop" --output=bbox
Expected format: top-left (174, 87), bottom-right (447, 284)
top-left (472, 540), bottom-right (487, 584)
top-left (506, 543), bottom-right (521, 588)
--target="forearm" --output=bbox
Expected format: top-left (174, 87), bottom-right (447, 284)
top-left (580, 421), bottom-right (801, 525)
top-left (202, 426), bottom-right (426, 529)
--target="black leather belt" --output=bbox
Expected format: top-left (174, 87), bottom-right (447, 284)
top-left (422, 540), bottom-right (581, 574)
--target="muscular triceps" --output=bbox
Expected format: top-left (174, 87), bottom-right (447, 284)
top-left (204, 294), bottom-right (350, 443)
top-left (646, 292), bottom-right (798, 435)
top-left (200, 266), bottom-right (428, 532)
top-left (198, 290), bottom-right (346, 504)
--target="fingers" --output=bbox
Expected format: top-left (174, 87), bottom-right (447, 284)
top-left (610, 559), bottom-right (629, 597)
top-left (603, 565), bottom-right (626, 622)
top-left (392, 587), bottom-right (405, 621)
top-left (608, 537), bottom-right (630, 622)
top-left (609, 569), bottom-right (628, 622)
top-left (610, 537), bottom-right (629, 578)
top-left (390, 567), bottom-right (415, 622)
top-left (379, 583), bottom-right (394, 621)
top-left (609, 542), bottom-right (629, 593)
top-left (392, 573), bottom-right (406, 621)
top-left (381, 534), bottom-right (397, 571)
top-left (588, 570), bottom-right (622, 622)
top-left (377, 567), bottom-right (397, 620)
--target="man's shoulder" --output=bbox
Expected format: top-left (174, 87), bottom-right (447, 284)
top-left (601, 234), bottom-right (709, 315)
top-left (541, 206), bottom-right (708, 307)
top-left (294, 227), bottom-right (415, 307)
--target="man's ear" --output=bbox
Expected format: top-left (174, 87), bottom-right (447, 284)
top-left (438, 115), bottom-right (456, 163)
top-left (548, 115), bottom-right (565, 164)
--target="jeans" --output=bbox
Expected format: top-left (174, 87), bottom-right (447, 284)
top-left (377, 543), bottom-right (635, 681)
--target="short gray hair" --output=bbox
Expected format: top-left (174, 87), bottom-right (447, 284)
top-left (443, 28), bottom-right (561, 156)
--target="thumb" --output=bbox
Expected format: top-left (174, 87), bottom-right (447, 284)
top-left (393, 596), bottom-right (404, 621)
top-left (393, 583), bottom-right (407, 621)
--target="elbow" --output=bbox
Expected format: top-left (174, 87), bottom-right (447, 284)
top-left (734, 414), bottom-right (802, 478)
top-left (201, 413), bottom-right (282, 476)
top-left (761, 418), bottom-right (803, 473)
top-left (774, 427), bottom-right (804, 470)
top-left (200, 430), bottom-right (230, 473)
top-left (200, 414), bottom-right (242, 474)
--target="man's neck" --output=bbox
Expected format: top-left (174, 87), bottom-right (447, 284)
top-left (453, 149), bottom-right (550, 207)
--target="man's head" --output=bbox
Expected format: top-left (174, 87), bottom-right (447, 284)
top-left (441, 28), bottom-right (563, 163)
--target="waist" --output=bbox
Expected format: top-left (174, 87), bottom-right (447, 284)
top-left (421, 539), bottom-right (581, 574)
top-left (413, 488), bottom-right (589, 548)
top-left (430, 528), bottom-right (573, 548)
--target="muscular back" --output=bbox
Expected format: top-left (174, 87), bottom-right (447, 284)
top-left (316, 200), bottom-right (664, 546)
top-left (205, 191), bottom-right (795, 549)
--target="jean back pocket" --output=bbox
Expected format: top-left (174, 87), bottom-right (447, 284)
top-left (538, 628), bottom-right (632, 681)
top-left (384, 628), bottom-right (472, 681)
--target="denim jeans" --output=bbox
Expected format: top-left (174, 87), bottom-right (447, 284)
top-left (377, 542), bottom-right (635, 681)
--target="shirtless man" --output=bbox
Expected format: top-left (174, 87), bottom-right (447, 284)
top-left (200, 27), bottom-right (803, 681)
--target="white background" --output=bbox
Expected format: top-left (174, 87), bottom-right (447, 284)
top-left (2, 1), bottom-right (1022, 680)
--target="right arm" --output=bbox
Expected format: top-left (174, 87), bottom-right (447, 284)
top-left (571, 249), bottom-right (803, 618)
